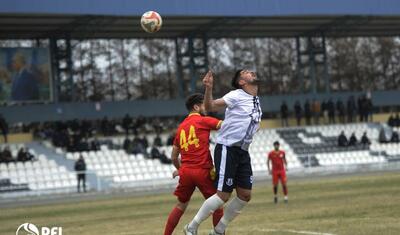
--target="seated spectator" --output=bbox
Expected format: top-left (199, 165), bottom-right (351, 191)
top-left (166, 132), bottom-right (175, 146)
top-left (338, 131), bottom-right (348, 147)
top-left (391, 131), bottom-right (399, 143)
top-left (153, 134), bottom-right (163, 147)
top-left (150, 145), bottom-right (161, 159)
top-left (91, 138), bottom-right (100, 151)
top-left (25, 148), bottom-right (35, 161)
top-left (123, 137), bottom-right (132, 152)
top-left (1, 146), bottom-right (13, 163)
top-left (17, 147), bottom-right (28, 162)
top-left (361, 132), bottom-right (371, 146)
top-left (348, 133), bottom-right (358, 146)
top-left (379, 128), bottom-right (389, 143)
top-left (388, 114), bottom-right (396, 127)
top-left (159, 150), bottom-right (172, 164)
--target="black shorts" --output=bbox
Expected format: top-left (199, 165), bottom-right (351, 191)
top-left (213, 144), bottom-right (253, 193)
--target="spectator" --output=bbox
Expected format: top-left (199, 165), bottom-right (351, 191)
top-left (17, 147), bottom-right (28, 162)
top-left (338, 131), bottom-right (348, 147)
top-left (153, 134), bottom-right (163, 147)
top-left (379, 128), bottom-right (388, 143)
top-left (123, 137), bottom-right (132, 153)
top-left (391, 131), bottom-right (399, 143)
top-left (347, 96), bottom-right (356, 123)
top-left (150, 145), bottom-right (161, 159)
top-left (348, 133), bottom-right (358, 146)
top-left (388, 114), bottom-right (396, 128)
top-left (101, 116), bottom-right (110, 136)
top-left (366, 94), bottom-right (373, 122)
top-left (336, 99), bottom-right (345, 124)
top-left (159, 150), bottom-right (172, 164)
top-left (280, 101), bottom-right (289, 127)
top-left (294, 101), bottom-right (302, 126)
top-left (328, 99), bottom-right (336, 124)
top-left (74, 155), bottom-right (87, 193)
top-left (91, 138), bottom-right (100, 151)
top-left (122, 114), bottom-right (132, 135)
top-left (312, 99), bottom-right (321, 125)
top-left (361, 132), bottom-right (371, 146)
top-left (395, 113), bottom-right (400, 128)
top-left (321, 100), bottom-right (328, 124)
top-left (1, 146), bottom-right (13, 163)
top-left (166, 132), bottom-right (175, 146)
top-left (304, 100), bottom-right (311, 125)
top-left (0, 114), bottom-right (8, 143)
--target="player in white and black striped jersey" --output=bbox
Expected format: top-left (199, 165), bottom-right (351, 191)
top-left (184, 69), bottom-right (262, 235)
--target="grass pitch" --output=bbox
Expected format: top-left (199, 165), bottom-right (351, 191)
top-left (1, 172), bottom-right (400, 235)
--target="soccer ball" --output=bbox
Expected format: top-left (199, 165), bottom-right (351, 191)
top-left (140, 11), bottom-right (162, 33)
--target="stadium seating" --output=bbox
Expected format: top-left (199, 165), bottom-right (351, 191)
top-left (2, 122), bottom-right (398, 196)
top-left (0, 144), bottom-right (78, 193)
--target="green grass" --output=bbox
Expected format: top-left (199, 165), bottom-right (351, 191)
top-left (1, 172), bottom-right (400, 235)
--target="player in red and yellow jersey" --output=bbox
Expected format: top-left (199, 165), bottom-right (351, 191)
top-left (164, 93), bottom-right (223, 235)
top-left (267, 141), bottom-right (288, 204)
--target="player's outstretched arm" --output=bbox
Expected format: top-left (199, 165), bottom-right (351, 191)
top-left (203, 70), bottom-right (226, 112)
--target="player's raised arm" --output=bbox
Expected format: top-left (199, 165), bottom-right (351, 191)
top-left (203, 70), bottom-right (226, 112)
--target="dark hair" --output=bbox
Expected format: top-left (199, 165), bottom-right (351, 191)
top-left (185, 93), bottom-right (204, 111)
top-left (273, 141), bottom-right (280, 146)
top-left (231, 69), bottom-right (244, 89)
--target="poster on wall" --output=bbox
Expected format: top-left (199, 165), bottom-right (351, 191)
top-left (0, 47), bottom-right (52, 103)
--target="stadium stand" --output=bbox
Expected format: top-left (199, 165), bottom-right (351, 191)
top-left (1, 122), bottom-right (399, 197)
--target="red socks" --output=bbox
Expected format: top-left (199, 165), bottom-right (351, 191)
top-left (164, 207), bottom-right (184, 235)
top-left (212, 208), bottom-right (224, 227)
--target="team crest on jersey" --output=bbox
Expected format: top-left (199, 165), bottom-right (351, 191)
top-left (279, 153), bottom-right (284, 158)
top-left (226, 178), bottom-right (233, 186)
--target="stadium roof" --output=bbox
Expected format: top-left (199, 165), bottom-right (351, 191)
top-left (1, 0), bottom-right (400, 39)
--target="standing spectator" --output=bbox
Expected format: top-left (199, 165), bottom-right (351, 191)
top-left (74, 155), bottom-right (87, 193)
top-left (0, 114), bottom-right (8, 143)
top-left (101, 116), bottom-right (110, 136)
top-left (361, 132), bottom-right (371, 146)
top-left (348, 133), bottom-right (358, 146)
top-left (321, 100), bottom-right (328, 124)
top-left (304, 100), bottom-right (311, 125)
top-left (388, 114), bottom-right (396, 127)
top-left (328, 99), bottom-right (336, 124)
top-left (338, 131), bottom-right (348, 147)
top-left (347, 96), bottom-right (356, 123)
top-left (366, 93), bottom-right (373, 122)
top-left (294, 101), bottom-right (302, 126)
top-left (280, 101), bottom-right (289, 127)
top-left (357, 96), bottom-right (363, 122)
top-left (122, 114), bottom-right (132, 136)
top-left (312, 99), bottom-right (321, 125)
top-left (123, 137), bottom-right (132, 153)
top-left (395, 113), bottom-right (400, 127)
top-left (336, 99), bottom-right (345, 124)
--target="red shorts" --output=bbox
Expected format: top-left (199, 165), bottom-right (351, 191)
top-left (272, 170), bottom-right (287, 185)
top-left (174, 167), bottom-right (216, 203)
